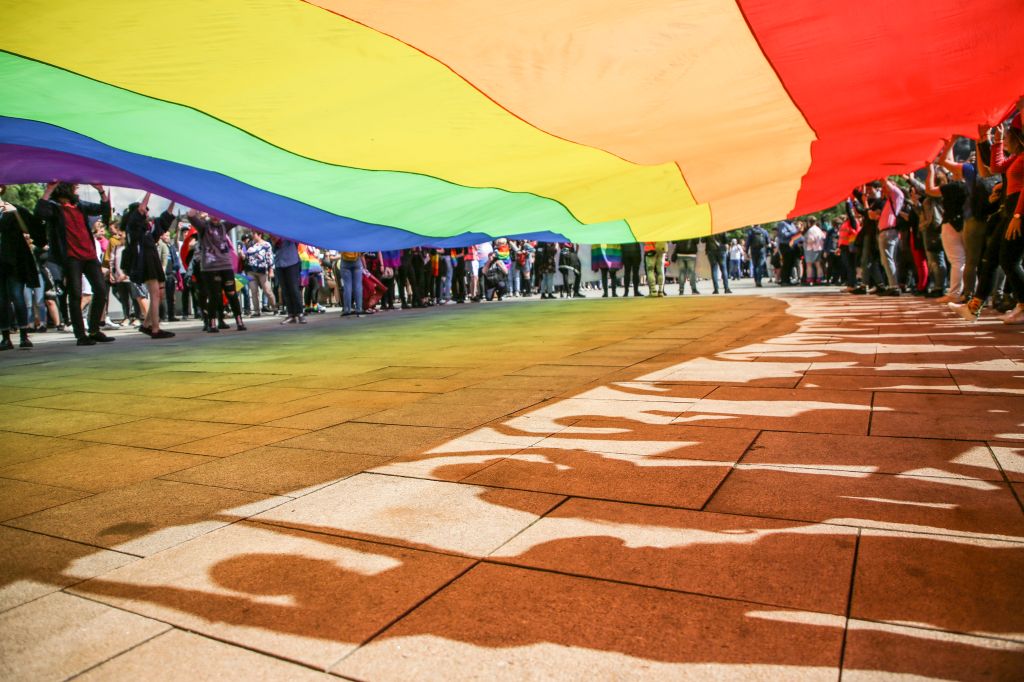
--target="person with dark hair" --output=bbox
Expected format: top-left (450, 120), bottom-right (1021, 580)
top-left (702, 233), bottom-right (732, 294)
top-left (35, 182), bottom-right (114, 346)
top-left (672, 238), bottom-right (700, 294)
top-left (620, 242), bottom-right (642, 296)
top-left (0, 188), bottom-right (48, 349)
top-left (272, 236), bottom-right (304, 324)
top-left (123, 193), bottom-right (176, 339)
top-left (774, 221), bottom-right (798, 286)
top-left (187, 209), bottom-right (246, 332)
top-left (951, 114), bottom-right (1024, 323)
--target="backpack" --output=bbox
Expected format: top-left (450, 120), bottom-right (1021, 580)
top-left (749, 229), bottom-right (766, 249)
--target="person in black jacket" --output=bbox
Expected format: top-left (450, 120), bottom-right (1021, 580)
top-left (702, 233), bottom-right (732, 294)
top-left (0, 188), bottom-right (48, 349)
top-left (123, 192), bottom-right (176, 339)
top-left (35, 182), bottom-right (114, 346)
top-left (620, 242), bottom-right (642, 296)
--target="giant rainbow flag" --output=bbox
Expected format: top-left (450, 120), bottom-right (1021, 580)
top-left (1, 1), bottom-right (1022, 249)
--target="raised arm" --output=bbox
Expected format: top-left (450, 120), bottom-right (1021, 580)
top-left (936, 139), bottom-right (964, 180)
top-left (923, 164), bottom-right (942, 198)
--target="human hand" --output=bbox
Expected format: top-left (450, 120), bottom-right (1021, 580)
top-left (1007, 216), bottom-right (1021, 241)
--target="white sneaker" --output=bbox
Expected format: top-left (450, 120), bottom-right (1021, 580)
top-left (1002, 306), bottom-right (1024, 325)
top-left (949, 301), bottom-right (980, 322)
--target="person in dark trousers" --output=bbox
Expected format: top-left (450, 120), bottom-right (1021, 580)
top-left (744, 225), bottom-right (770, 287)
top-left (0, 188), bottom-right (48, 349)
top-left (620, 242), bottom-right (642, 296)
top-left (671, 239), bottom-right (700, 294)
top-left (702, 233), bottom-right (732, 294)
top-left (187, 210), bottom-right (246, 332)
top-left (123, 193), bottom-right (176, 339)
top-left (774, 220), bottom-right (798, 286)
top-left (35, 182), bottom-right (115, 346)
top-left (272, 236), bottom-right (304, 324)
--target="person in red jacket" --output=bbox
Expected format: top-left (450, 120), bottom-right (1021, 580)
top-left (35, 182), bottom-right (115, 346)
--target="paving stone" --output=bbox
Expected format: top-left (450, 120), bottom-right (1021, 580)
top-left (77, 629), bottom-right (337, 681)
top-left (842, 620), bottom-right (1024, 681)
top-left (0, 443), bottom-right (212, 492)
top-left (0, 477), bottom-right (92, 523)
top-left (169, 425), bottom-right (308, 457)
top-left (463, 448), bottom-right (730, 508)
top-left (742, 431), bottom-right (1002, 480)
top-left (276, 422), bottom-right (462, 457)
top-left (336, 563), bottom-right (845, 681)
top-left (0, 526), bottom-right (136, 612)
top-left (163, 445), bottom-right (386, 496)
top-left (0, 405), bottom-right (138, 437)
top-left (683, 386), bottom-right (873, 434)
top-left (0, 592), bottom-right (169, 681)
top-left (255, 473), bottom-right (562, 556)
top-left (70, 521), bottom-right (471, 668)
top-left (852, 530), bottom-right (1024, 641)
top-left (0, 431), bottom-right (80, 468)
top-left (706, 467), bottom-right (1024, 541)
top-left (8, 479), bottom-right (288, 555)
top-left (493, 498), bottom-right (856, 614)
top-left (872, 393), bottom-right (1024, 441)
top-left (73, 417), bottom-right (247, 449)
top-left (356, 401), bottom-right (525, 429)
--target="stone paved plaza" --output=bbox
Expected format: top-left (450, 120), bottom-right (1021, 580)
top-left (0, 287), bottom-right (1022, 680)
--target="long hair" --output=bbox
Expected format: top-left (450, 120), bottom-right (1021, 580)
top-left (51, 182), bottom-right (77, 204)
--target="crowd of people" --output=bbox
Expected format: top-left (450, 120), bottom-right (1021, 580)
top-left (1, 116), bottom-right (1021, 351)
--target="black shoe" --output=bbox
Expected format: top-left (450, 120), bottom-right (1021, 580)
top-left (882, 288), bottom-right (901, 297)
top-left (0, 337), bottom-right (13, 351)
top-left (167, 317), bottom-right (179, 322)
top-left (218, 320), bottom-right (230, 330)
top-left (236, 322), bottom-right (247, 331)
top-left (19, 330), bottom-right (32, 349)
top-left (206, 326), bottom-right (220, 333)
top-left (76, 336), bottom-right (96, 346)
top-left (90, 331), bottom-right (116, 343)
top-left (725, 289), bottom-right (733, 294)
top-left (139, 326), bottom-right (152, 336)
top-left (150, 329), bottom-right (175, 339)
top-left (924, 289), bottom-right (945, 298)
top-left (851, 286), bottom-right (867, 295)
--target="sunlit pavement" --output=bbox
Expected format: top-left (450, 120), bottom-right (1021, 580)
top-left (0, 282), bottom-right (1022, 680)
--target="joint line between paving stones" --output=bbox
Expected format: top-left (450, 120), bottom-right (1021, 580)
top-left (63, 626), bottom-right (170, 681)
top-left (249, 516), bottom-right (476, 561)
top-left (987, 442), bottom-right (1024, 514)
top-left (326, 560), bottom-right (482, 671)
top-left (479, 557), bottom-right (852, 620)
top-left (482, 495), bottom-right (572, 561)
top-left (358, 470), bottom-right (1024, 545)
top-left (699, 430), bottom-right (762, 512)
top-left (837, 529), bottom-right (861, 680)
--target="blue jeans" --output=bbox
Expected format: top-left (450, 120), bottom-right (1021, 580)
top-left (441, 256), bottom-right (454, 300)
top-left (507, 262), bottom-right (521, 295)
top-left (878, 229), bottom-right (901, 288)
top-left (340, 260), bottom-right (363, 314)
top-left (22, 274), bottom-right (45, 326)
top-left (0, 271), bottom-right (28, 330)
top-left (709, 252), bottom-right (729, 292)
top-left (541, 272), bottom-right (554, 295)
top-left (750, 249), bottom-right (766, 285)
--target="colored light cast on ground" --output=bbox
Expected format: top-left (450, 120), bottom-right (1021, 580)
top-left (2, 1), bottom-right (1023, 248)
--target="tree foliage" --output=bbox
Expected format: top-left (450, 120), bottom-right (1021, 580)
top-left (0, 183), bottom-right (44, 207)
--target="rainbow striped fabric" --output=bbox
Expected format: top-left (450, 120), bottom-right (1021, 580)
top-left (2, 1), bottom-right (1021, 249)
